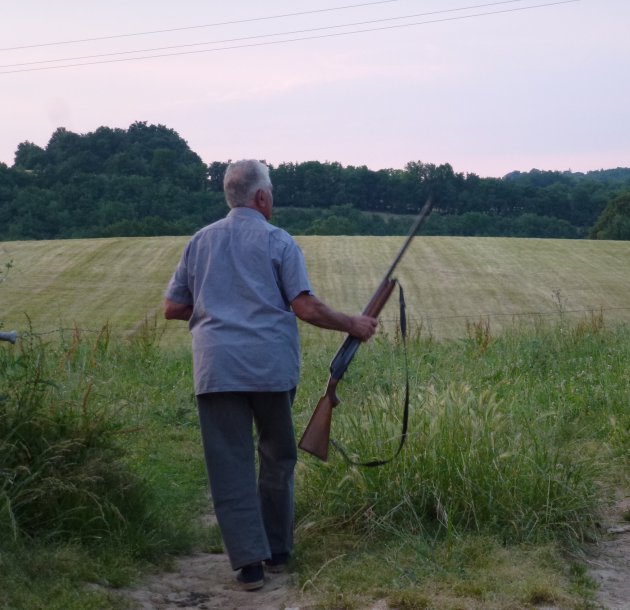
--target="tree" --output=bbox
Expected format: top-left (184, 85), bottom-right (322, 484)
top-left (14, 142), bottom-right (46, 170)
top-left (589, 191), bottom-right (630, 240)
top-left (207, 161), bottom-right (229, 192)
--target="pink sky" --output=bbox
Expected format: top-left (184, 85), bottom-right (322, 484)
top-left (1, 0), bottom-right (628, 178)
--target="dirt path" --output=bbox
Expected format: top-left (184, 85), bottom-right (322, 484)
top-left (120, 498), bottom-right (630, 610)
top-left (121, 553), bottom-right (310, 610)
top-left (585, 496), bottom-right (630, 610)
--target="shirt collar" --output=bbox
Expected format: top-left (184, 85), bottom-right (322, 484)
top-left (227, 206), bottom-right (267, 221)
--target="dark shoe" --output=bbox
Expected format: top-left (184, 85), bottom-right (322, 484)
top-left (265, 552), bottom-right (289, 573)
top-left (236, 563), bottom-right (265, 591)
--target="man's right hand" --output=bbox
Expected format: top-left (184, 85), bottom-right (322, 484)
top-left (349, 315), bottom-right (378, 341)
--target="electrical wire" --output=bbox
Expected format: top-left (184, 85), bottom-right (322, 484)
top-left (0, 0), bottom-right (554, 70)
top-left (0, 0), bottom-right (580, 75)
top-left (0, 0), bottom-right (415, 52)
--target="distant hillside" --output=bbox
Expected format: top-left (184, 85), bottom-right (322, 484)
top-left (2, 235), bottom-right (630, 342)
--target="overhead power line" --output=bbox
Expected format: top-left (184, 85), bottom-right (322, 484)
top-left (0, 0), bottom-right (580, 75)
top-left (0, 0), bottom-right (554, 70)
top-left (0, 0), bottom-right (410, 52)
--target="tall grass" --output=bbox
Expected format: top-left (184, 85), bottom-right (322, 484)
top-left (295, 317), bottom-right (630, 549)
top-left (1, 326), bottom-right (142, 542)
top-left (0, 320), bottom-right (214, 608)
top-left (1, 313), bottom-right (628, 608)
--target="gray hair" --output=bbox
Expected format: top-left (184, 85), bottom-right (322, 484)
top-left (223, 159), bottom-right (272, 208)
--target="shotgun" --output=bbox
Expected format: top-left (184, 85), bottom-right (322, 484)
top-left (298, 198), bottom-right (434, 461)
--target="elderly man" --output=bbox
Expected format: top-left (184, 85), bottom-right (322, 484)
top-left (164, 159), bottom-right (376, 590)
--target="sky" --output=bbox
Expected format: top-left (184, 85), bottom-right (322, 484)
top-left (1, 0), bottom-right (628, 178)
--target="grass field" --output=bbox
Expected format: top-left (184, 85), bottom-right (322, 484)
top-left (2, 234), bottom-right (630, 341)
top-left (2, 234), bottom-right (630, 609)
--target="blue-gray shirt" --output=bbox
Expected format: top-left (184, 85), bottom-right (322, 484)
top-left (165, 207), bottom-right (312, 394)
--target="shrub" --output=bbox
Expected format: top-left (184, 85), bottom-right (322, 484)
top-left (0, 328), bottom-right (153, 543)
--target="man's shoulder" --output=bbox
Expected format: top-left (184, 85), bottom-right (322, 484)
top-left (268, 225), bottom-right (302, 254)
top-left (268, 223), bottom-right (294, 241)
top-left (190, 217), bottom-right (229, 239)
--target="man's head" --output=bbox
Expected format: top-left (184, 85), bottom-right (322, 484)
top-left (223, 160), bottom-right (273, 220)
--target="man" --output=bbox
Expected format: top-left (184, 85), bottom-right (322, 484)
top-left (163, 159), bottom-right (376, 591)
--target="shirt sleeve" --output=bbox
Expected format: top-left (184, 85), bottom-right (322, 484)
top-left (165, 243), bottom-right (194, 305)
top-left (277, 237), bottom-right (313, 303)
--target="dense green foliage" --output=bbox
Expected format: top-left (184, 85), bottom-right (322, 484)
top-left (2, 123), bottom-right (226, 239)
top-left (2, 123), bottom-right (630, 239)
top-left (590, 190), bottom-right (630, 239)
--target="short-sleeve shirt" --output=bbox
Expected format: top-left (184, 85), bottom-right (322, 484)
top-left (165, 207), bottom-right (312, 394)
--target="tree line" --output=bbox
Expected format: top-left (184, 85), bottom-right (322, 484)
top-left (1, 122), bottom-right (629, 240)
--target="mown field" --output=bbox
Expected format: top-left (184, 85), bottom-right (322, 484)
top-left (2, 234), bottom-right (630, 340)
top-left (1, 235), bottom-right (630, 610)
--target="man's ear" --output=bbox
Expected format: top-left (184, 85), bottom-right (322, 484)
top-left (254, 189), bottom-right (271, 217)
top-left (254, 188), bottom-right (266, 209)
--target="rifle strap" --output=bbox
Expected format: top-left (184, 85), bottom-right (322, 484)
top-left (331, 279), bottom-right (410, 468)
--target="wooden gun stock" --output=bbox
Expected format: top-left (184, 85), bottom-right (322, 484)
top-left (297, 379), bottom-right (340, 461)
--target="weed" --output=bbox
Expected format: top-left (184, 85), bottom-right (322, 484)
top-left (574, 309), bottom-right (605, 337)
top-left (388, 590), bottom-right (432, 609)
top-left (0, 331), bottom-right (152, 543)
top-left (465, 317), bottom-right (492, 352)
top-left (0, 258), bottom-right (12, 284)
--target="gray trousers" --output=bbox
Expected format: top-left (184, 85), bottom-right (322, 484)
top-left (196, 390), bottom-right (297, 570)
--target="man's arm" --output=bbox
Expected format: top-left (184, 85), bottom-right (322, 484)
top-left (163, 298), bottom-right (193, 321)
top-left (291, 293), bottom-right (377, 341)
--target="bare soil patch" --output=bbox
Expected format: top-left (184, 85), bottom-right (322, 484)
top-left (120, 498), bottom-right (630, 610)
top-left (121, 552), bottom-right (310, 610)
top-left (586, 496), bottom-right (630, 610)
